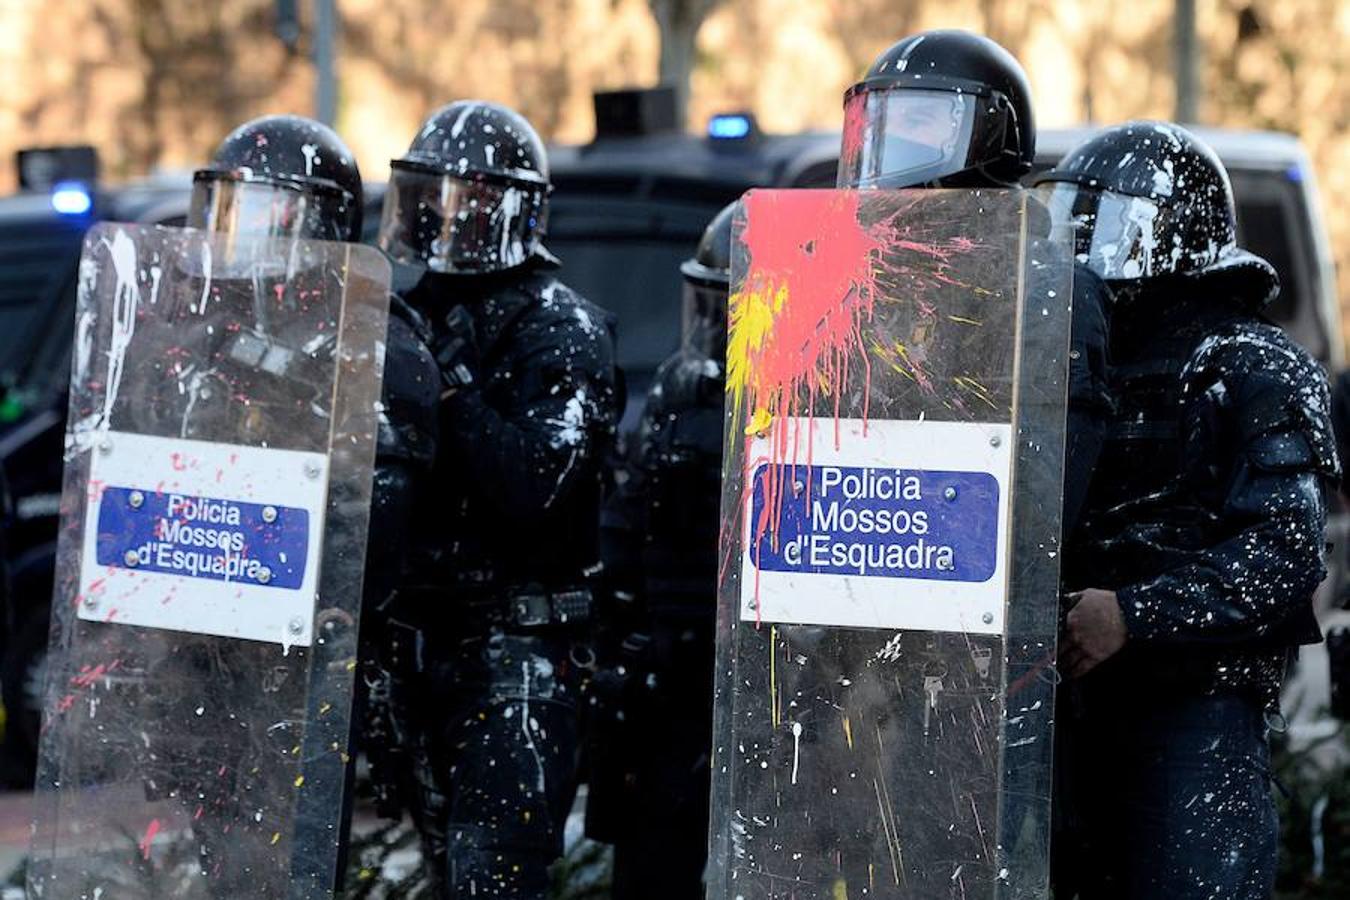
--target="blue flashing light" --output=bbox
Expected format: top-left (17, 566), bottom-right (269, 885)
top-left (1285, 165), bottom-right (1303, 183)
top-left (51, 182), bottom-right (92, 215)
top-left (708, 114), bottom-right (752, 140)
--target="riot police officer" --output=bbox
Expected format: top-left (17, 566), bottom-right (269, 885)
top-left (374, 100), bottom-right (619, 898)
top-left (1038, 122), bottom-right (1339, 899)
top-left (169, 115), bottom-right (438, 894)
top-left (837, 29), bottom-right (1112, 532)
top-left (835, 31), bottom-right (1112, 891)
top-left (591, 202), bottom-right (733, 899)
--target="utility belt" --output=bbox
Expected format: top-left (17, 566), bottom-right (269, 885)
top-left (383, 580), bottom-right (593, 639)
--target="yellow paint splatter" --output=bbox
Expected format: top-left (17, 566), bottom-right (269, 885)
top-left (831, 878), bottom-right (849, 900)
top-left (947, 315), bottom-right (982, 325)
top-left (842, 715), bottom-right (854, 750)
top-left (270, 832), bottom-right (281, 845)
top-left (294, 775), bottom-right (305, 788)
top-left (725, 282), bottom-right (787, 417)
top-left (745, 406), bottom-right (774, 436)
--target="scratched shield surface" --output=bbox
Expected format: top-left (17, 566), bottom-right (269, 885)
top-left (29, 223), bottom-right (390, 899)
top-left (708, 190), bottom-right (1072, 900)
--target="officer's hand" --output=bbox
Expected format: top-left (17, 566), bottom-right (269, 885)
top-left (1060, 589), bottom-right (1127, 679)
top-left (434, 306), bottom-right (479, 398)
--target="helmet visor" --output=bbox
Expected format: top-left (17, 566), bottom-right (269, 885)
top-left (377, 165), bottom-right (545, 274)
top-left (188, 176), bottom-right (352, 243)
top-left (1040, 183), bottom-right (1183, 281)
top-left (838, 89), bottom-right (978, 189)
top-left (681, 280), bottom-right (728, 359)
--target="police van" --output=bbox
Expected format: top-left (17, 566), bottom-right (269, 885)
top-left (0, 96), bottom-right (1340, 781)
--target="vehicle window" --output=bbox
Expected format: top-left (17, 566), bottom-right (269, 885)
top-left (1229, 168), bottom-right (1324, 360)
top-left (0, 212), bottom-right (85, 403)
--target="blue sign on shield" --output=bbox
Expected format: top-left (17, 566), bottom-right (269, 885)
top-left (95, 486), bottom-right (309, 589)
top-left (749, 464), bottom-right (1000, 583)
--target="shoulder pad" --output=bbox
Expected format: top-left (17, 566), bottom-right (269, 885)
top-left (1185, 321), bottom-right (1339, 481)
top-left (647, 352), bottom-right (724, 415)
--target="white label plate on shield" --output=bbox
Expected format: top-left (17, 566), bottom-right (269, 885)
top-left (740, 417), bottom-right (1012, 634)
top-left (77, 430), bottom-right (328, 646)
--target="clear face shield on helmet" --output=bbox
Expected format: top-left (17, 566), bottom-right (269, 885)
top-left (189, 175), bottom-right (355, 243)
top-left (1039, 182), bottom-right (1192, 281)
top-left (839, 89), bottom-right (982, 189)
top-left (377, 164), bottom-right (547, 274)
top-left (681, 278), bottom-right (729, 360)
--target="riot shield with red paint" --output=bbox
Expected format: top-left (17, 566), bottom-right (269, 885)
top-left (707, 189), bottom-right (1072, 900)
top-left (28, 223), bottom-right (390, 899)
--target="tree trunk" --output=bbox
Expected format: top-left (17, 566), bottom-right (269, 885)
top-left (649, 0), bottom-right (722, 129)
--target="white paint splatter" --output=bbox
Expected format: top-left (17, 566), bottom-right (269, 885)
top-left (196, 242), bottom-right (212, 315)
top-left (520, 658), bottom-right (547, 793)
top-left (492, 186), bottom-right (527, 267)
top-left (97, 229), bottom-right (140, 432)
top-left (790, 721), bottom-right (803, 784)
top-left (450, 103), bottom-right (477, 138)
top-left (547, 388), bottom-right (588, 449)
top-left (300, 143), bottom-right (318, 176)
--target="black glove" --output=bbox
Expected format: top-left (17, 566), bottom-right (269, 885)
top-left (433, 305), bottom-right (479, 397)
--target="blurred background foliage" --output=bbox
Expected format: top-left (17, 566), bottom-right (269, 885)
top-left (0, 0), bottom-right (1344, 348)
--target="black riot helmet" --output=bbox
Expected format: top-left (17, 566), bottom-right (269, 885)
top-left (679, 201), bottom-right (735, 358)
top-left (1033, 121), bottom-right (1278, 305)
top-left (189, 115), bottom-right (363, 243)
top-left (378, 100), bottom-right (552, 275)
top-left (838, 30), bottom-right (1035, 189)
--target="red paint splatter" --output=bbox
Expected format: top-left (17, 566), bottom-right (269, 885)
top-left (732, 190), bottom-right (885, 620)
top-left (169, 453), bottom-right (187, 472)
top-left (721, 190), bottom-right (985, 623)
top-left (839, 93), bottom-right (868, 178)
top-left (70, 659), bottom-right (120, 688)
top-left (139, 818), bottom-right (161, 860)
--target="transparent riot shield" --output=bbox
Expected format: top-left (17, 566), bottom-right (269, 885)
top-left (29, 223), bottom-right (390, 899)
top-left (708, 189), bottom-right (1072, 900)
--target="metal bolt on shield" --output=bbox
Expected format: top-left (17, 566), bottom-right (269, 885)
top-left (258, 566), bottom-right (273, 585)
top-left (982, 612), bottom-right (995, 625)
top-left (128, 490), bottom-right (145, 509)
top-left (287, 617), bottom-right (304, 635)
top-left (98, 439), bottom-right (113, 455)
top-left (123, 550), bottom-right (139, 567)
top-left (943, 486), bottom-right (958, 501)
top-left (989, 435), bottom-right (1002, 448)
top-left (262, 505), bottom-right (278, 524)
top-left (303, 461), bottom-right (322, 480)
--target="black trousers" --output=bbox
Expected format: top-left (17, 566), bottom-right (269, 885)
top-left (1053, 689), bottom-right (1278, 900)
top-left (394, 627), bottom-right (582, 899)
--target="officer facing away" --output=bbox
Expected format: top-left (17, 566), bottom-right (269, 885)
top-left (373, 100), bottom-right (619, 898)
top-left (591, 202), bottom-right (733, 899)
top-left (836, 29), bottom-right (1113, 534)
top-left (1039, 122), bottom-right (1339, 899)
